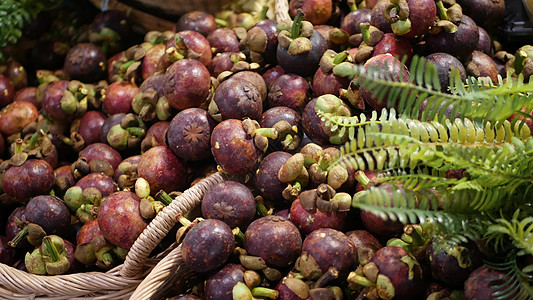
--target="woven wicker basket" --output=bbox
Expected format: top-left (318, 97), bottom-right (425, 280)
top-left (0, 172), bottom-right (226, 299)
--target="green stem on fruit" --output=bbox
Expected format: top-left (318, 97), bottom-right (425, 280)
top-left (177, 215), bottom-right (192, 227)
top-left (333, 51), bottom-right (348, 65)
top-left (43, 236), bottom-right (61, 262)
top-left (436, 1), bottom-right (449, 21)
top-left (349, 1), bottom-right (357, 11)
top-left (259, 6), bottom-right (269, 21)
top-left (13, 138), bottom-right (24, 155)
top-left (233, 227), bottom-right (246, 245)
top-left (155, 190), bottom-right (173, 206)
top-left (8, 225), bottom-right (28, 248)
top-left (255, 196), bottom-right (271, 217)
top-left (120, 60), bottom-right (136, 71)
top-left (347, 272), bottom-right (375, 287)
top-left (28, 131), bottom-right (41, 149)
top-left (215, 18), bottom-right (228, 27)
top-left (360, 23), bottom-right (371, 45)
top-left (127, 127), bottom-right (145, 137)
top-left (354, 170), bottom-right (371, 189)
top-left (101, 251), bottom-right (114, 266)
top-left (255, 128), bottom-right (278, 140)
top-left (291, 10), bottom-right (304, 39)
top-left (251, 287), bottom-right (279, 299)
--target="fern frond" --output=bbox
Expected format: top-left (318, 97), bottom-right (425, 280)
top-left (353, 184), bottom-right (488, 242)
top-left (348, 55), bottom-right (533, 125)
top-left (485, 255), bottom-right (533, 300)
top-left (486, 209), bottom-right (533, 256)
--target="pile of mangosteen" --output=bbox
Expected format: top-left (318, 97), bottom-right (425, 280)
top-left (0, 0), bottom-right (528, 299)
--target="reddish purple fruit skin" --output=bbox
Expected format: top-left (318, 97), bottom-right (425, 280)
top-left (312, 67), bottom-right (351, 97)
top-left (103, 81), bottom-right (139, 115)
top-left (398, 0), bottom-right (436, 38)
top-left (202, 181), bottom-right (256, 229)
top-left (163, 59), bottom-right (211, 111)
top-left (302, 228), bottom-right (356, 279)
top-left (213, 78), bottom-right (263, 121)
top-left (168, 295), bottom-right (203, 300)
top-left (207, 28), bottom-right (240, 54)
top-left (372, 33), bottom-right (414, 64)
top-left (181, 219), bottom-right (235, 273)
top-left (97, 191), bottom-right (148, 249)
top-left (169, 31), bottom-right (212, 66)
top-left (425, 52), bottom-right (466, 92)
top-left (63, 43), bottom-right (106, 83)
top-left (341, 9), bottom-right (372, 35)
top-left (244, 215), bottom-right (302, 268)
top-left (141, 120), bottom-right (169, 152)
top-left (0, 75), bottom-right (14, 109)
top-left (360, 54), bottom-right (410, 111)
top-left (79, 110), bottom-right (107, 146)
top-left (42, 80), bottom-right (74, 123)
top-left (262, 65), bottom-right (285, 89)
top-left (0, 100), bottom-right (39, 137)
top-left (167, 108), bottom-right (216, 161)
top-left (79, 143), bottom-right (122, 171)
top-left (76, 219), bottom-right (103, 245)
top-left (204, 264), bottom-right (245, 300)
top-left (425, 15), bottom-right (479, 60)
top-left (25, 195), bottom-right (71, 235)
top-left (290, 198), bottom-right (347, 235)
top-left (464, 265), bottom-right (514, 300)
top-left (370, 246), bottom-right (425, 299)
top-left (76, 173), bottom-right (119, 197)
top-left (14, 87), bottom-right (38, 108)
top-left (255, 151), bottom-right (293, 203)
top-left (137, 145), bottom-right (187, 194)
top-left (175, 11), bottom-right (217, 36)
top-left (211, 119), bottom-right (262, 175)
top-left (267, 74), bottom-right (310, 113)
top-left (142, 43), bottom-right (166, 81)
top-left (276, 276), bottom-right (309, 300)
top-left (289, 0), bottom-right (333, 25)
top-left (2, 159), bottom-right (54, 203)
top-left (345, 230), bottom-right (383, 250)
top-left (301, 98), bottom-right (333, 146)
top-left (276, 30), bottom-right (328, 78)
top-left (208, 52), bottom-right (238, 78)
top-left (0, 236), bottom-right (17, 266)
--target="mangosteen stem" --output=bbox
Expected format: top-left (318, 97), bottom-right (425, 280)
top-left (254, 128), bottom-right (278, 140)
top-left (349, 0), bottom-right (357, 11)
top-left (313, 267), bottom-right (339, 289)
top-left (251, 287), bottom-right (279, 299)
top-left (215, 18), bottom-right (228, 27)
top-left (255, 196), bottom-right (272, 217)
top-left (127, 127), bottom-right (146, 137)
top-left (360, 23), bottom-right (371, 45)
top-left (259, 6), bottom-right (269, 20)
top-left (347, 272), bottom-right (375, 287)
top-left (354, 170), bottom-right (371, 189)
top-left (177, 215), bottom-right (192, 227)
top-left (120, 60), bottom-right (136, 71)
top-left (101, 251), bottom-right (114, 266)
top-left (43, 236), bottom-right (61, 262)
top-left (13, 138), bottom-right (24, 155)
top-left (436, 1), bottom-right (449, 21)
top-left (291, 10), bottom-right (305, 39)
top-left (232, 227), bottom-right (246, 245)
top-left (28, 131), bottom-right (41, 149)
top-left (333, 52), bottom-right (349, 65)
top-left (8, 225), bottom-right (28, 248)
top-left (155, 190), bottom-right (173, 206)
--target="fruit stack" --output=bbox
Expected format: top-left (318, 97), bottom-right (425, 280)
top-left (1, 0), bottom-right (533, 299)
